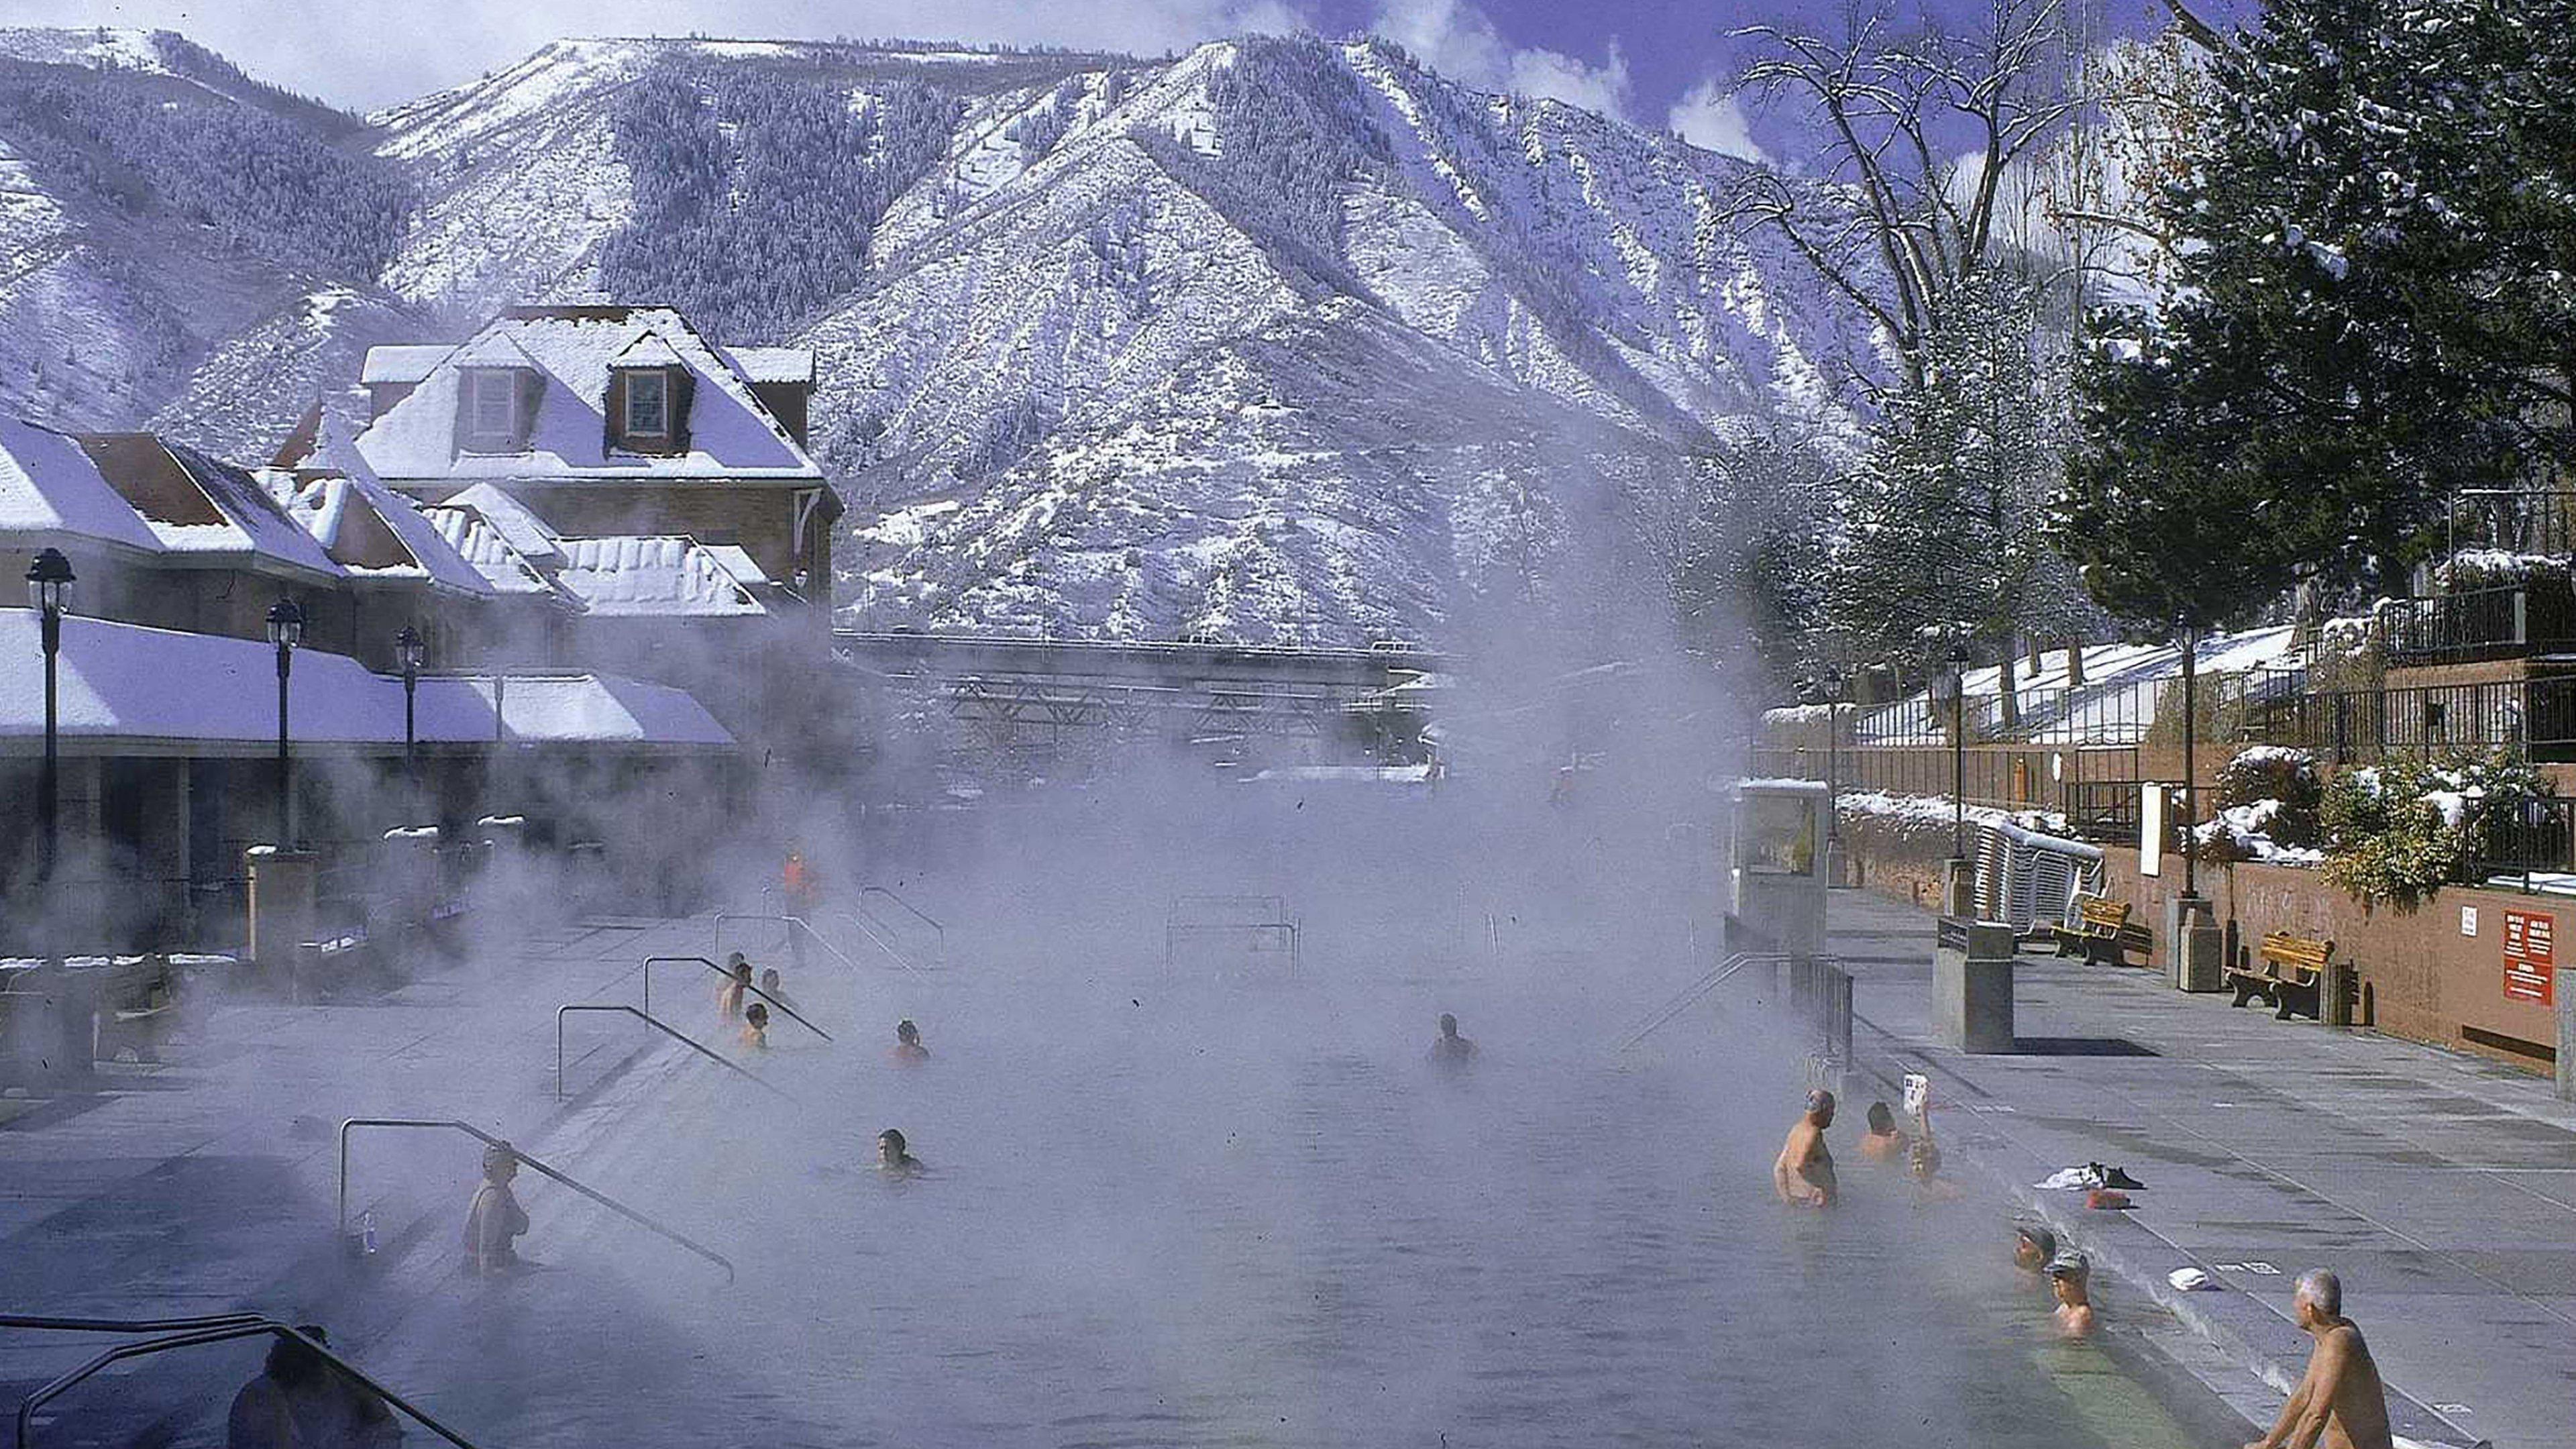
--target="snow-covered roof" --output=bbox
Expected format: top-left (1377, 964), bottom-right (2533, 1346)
top-left (553, 536), bottom-right (765, 617)
top-left (720, 346), bottom-right (814, 384)
top-left (439, 482), bottom-right (563, 564)
top-left (701, 544), bottom-right (769, 586)
top-left (355, 308), bottom-right (819, 484)
top-left (609, 333), bottom-right (684, 368)
top-left (359, 345), bottom-right (453, 386)
top-left (261, 470), bottom-right (493, 595)
top-left (0, 417), bottom-right (161, 553)
top-left (0, 610), bottom-right (733, 753)
top-left (36, 433), bottom-right (343, 582)
top-left (417, 504), bottom-right (559, 597)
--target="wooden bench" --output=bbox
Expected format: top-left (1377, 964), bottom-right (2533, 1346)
top-left (2050, 896), bottom-right (2153, 967)
top-left (2227, 932), bottom-right (2330, 1021)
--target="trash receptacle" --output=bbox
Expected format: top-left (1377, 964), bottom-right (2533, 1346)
top-left (1934, 916), bottom-right (2016, 1053)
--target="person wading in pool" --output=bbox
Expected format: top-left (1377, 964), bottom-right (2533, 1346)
top-left (718, 954), bottom-right (752, 1022)
top-left (892, 1019), bottom-right (930, 1064)
top-left (2245, 1270), bottom-right (2393, 1449)
top-left (1431, 1012), bottom-right (1477, 1065)
top-left (2012, 1224), bottom-right (2057, 1277)
top-left (1772, 1089), bottom-right (1837, 1208)
top-left (759, 967), bottom-right (792, 1014)
top-left (465, 1141), bottom-right (532, 1275)
top-left (877, 1128), bottom-right (924, 1178)
top-left (1858, 1101), bottom-right (1910, 1164)
top-left (740, 1002), bottom-right (771, 1052)
top-left (2046, 1252), bottom-right (2096, 1338)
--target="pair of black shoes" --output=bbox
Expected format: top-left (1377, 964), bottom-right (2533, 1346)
top-left (2090, 1162), bottom-right (2145, 1191)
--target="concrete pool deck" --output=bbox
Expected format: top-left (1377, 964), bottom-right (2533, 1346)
top-left (1820, 886), bottom-right (2568, 1449)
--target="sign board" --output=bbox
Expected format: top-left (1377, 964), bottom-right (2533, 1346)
top-left (2503, 908), bottom-right (2555, 1005)
top-left (2139, 784), bottom-right (2165, 878)
top-left (2460, 905), bottom-right (2479, 938)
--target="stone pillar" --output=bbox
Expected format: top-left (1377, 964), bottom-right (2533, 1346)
top-left (244, 847), bottom-right (320, 969)
top-left (1943, 857), bottom-right (1977, 918)
top-left (2169, 894), bottom-right (2224, 993)
top-left (1934, 916), bottom-right (2017, 1053)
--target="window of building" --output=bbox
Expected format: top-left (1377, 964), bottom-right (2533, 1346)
top-left (468, 370), bottom-right (519, 442)
top-left (625, 370), bottom-right (669, 437)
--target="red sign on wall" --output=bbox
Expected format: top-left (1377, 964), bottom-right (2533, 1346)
top-left (2503, 908), bottom-right (2555, 1005)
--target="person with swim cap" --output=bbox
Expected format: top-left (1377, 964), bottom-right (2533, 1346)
top-left (464, 1140), bottom-right (531, 1275)
top-left (2012, 1224), bottom-right (2057, 1276)
top-left (2245, 1270), bottom-right (2393, 1449)
top-left (877, 1128), bottom-right (924, 1177)
top-left (1773, 1089), bottom-right (1837, 1208)
top-left (892, 1019), bottom-right (930, 1064)
top-left (2046, 1251), bottom-right (2096, 1338)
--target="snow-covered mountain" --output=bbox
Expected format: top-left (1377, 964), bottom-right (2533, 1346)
top-left (0, 28), bottom-right (1886, 645)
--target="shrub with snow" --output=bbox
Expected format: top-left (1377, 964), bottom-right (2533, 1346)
top-left (2218, 744), bottom-right (2322, 847)
top-left (2317, 751), bottom-right (2549, 907)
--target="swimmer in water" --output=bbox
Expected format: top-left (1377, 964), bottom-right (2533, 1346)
top-left (1858, 1101), bottom-right (1910, 1164)
top-left (740, 1002), bottom-right (771, 1051)
top-left (877, 1127), bottom-right (924, 1177)
top-left (718, 954), bottom-right (751, 1022)
top-left (759, 967), bottom-right (792, 1013)
top-left (892, 1018), bottom-right (930, 1063)
top-left (464, 1141), bottom-right (531, 1275)
top-left (2013, 1224), bottom-right (2058, 1276)
top-left (1432, 1012), bottom-right (1477, 1064)
top-left (2243, 1269), bottom-right (2392, 1449)
top-left (2046, 1252), bottom-right (2096, 1338)
top-left (1906, 1134), bottom-right (1962, 1202)
top-left (1772, 1089), bottom-right (1837, 1208)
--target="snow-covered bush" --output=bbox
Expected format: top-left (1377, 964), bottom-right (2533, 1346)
top-left (2218, 745), bottom-right (2322, 847)
top-left (2317, 751), bottom-right (2549, 906)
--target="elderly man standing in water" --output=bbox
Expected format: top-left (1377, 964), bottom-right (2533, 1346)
top-left (2245, 1271), bottom-right (2394, 1449)
top-left (1772, 1089), bottom-right (1837, 1208)
top-left (465, 1140), bottom-right (531, 1275)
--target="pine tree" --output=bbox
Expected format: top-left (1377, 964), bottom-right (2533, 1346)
top-left (2061, 0), bottom-right (2576, 623)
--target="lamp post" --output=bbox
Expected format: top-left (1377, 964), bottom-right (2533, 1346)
top-left (1821, 665), bottom-right (1846, 844)
top-left (25, 548), bottom-right (73, 885)
top-left (2179, 623), bottom-right (2200, 900)
top-left (267, 598), bottom-right (304, 847)
top-left (1947, 643), bottom-right (1972, 860)
top-left (395, 626), bottom-right (425, 777)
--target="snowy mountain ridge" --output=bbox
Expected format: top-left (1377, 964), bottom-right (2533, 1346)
top-left (0, 28), bottom-right (1890, 646)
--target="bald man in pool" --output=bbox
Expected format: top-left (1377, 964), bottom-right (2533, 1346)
top-left (1772, 1089), bottom-right (1837, 1208)
top-left (2245, 1270), bottom-right (2393, 1449)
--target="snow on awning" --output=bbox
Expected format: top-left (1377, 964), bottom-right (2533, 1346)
top-left (0, 611), bottom-right (734, 755)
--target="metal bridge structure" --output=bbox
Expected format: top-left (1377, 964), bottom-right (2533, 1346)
top-left (835, 632), bottom-right (1446, 776)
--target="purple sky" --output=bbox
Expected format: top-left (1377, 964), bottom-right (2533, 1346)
top-left (28, 0), bottom-right (2249, 154)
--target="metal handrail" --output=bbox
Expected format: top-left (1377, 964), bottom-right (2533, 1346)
top-left (337, 1118), bottom-right (736, 1283)
top-left (826, 910), bottom-right (924, 975)
top-left (1614, 953), bottom-right (1800, 1052)
top-left (858, 885), bottom-right (947, 965)
top-left (7, 1317), bottom-right (483, 1449)
top-left (0, 1312), bottom-right (271, 1334)
top-left (641, 955), bottom-right (834, 1040)
top-left (714, 912), bottom-right (863, 974)
top-left (555, 1004), bottom-right (790, 1102)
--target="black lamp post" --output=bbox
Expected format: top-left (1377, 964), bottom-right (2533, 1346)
top-left (1947, 643), bottom-right (1972, 860)
top-left (267, 597), bottom-right (304, 847)
top-left (26, 548), bottom-right (73, 884)
top-left (2179, 623), bottom-right (2199, 900)
top-left (1821, 665), bottom-right (1846, 846)
top-left (395, 626), bottom-right (425, 775)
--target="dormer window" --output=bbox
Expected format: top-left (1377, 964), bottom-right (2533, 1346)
top-left (625, 370), bottom-right (669, 437)
top-left (469, 370), bottom-right (518, 439)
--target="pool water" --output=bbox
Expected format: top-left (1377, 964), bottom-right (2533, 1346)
top-left (352, 951), bottom-right (2214, 1449)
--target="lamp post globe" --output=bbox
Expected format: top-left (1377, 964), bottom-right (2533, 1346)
top-left (27, 547), bottom-right (74, 886)
top-left (268, 597), bottom-right (304, 847)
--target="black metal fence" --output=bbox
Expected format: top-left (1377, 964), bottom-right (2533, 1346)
top-left (2243, 674), bottom-right (2576, 763)
top-left (2381, 584), bottom-right (2576, 665)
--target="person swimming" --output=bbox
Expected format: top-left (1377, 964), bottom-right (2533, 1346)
top-left (2046, 1251), bottom-right (2096, 1338)
top-left (2245, 1269), bottom-right (2394, 1449)
top-left (464, 1140), bottom-right (531, 1275)
top-left (877, 1127), bottom-right (924, 1177)
top-left (740, 1002), bottom-right (771, 1052)
top-left (1859, 1101), bottom-right (1911, 1164)
top-left (759, 967), bottom-right (792, 1013)
top-left (892, 1019), bottom-right (930, 1063)
top-left (1432, 1012), bottom-right (1477, 1064)
top-left (2013, 1224), bottom-right (2058, 1275)
top-left (1773, 1089), bottom-right (1837, 1208)
top-left (718, 954), bottom-right (752, 1022)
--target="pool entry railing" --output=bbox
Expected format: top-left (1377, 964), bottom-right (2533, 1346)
top-left (555, 1004), bottom-right (792, 1101)
top-left (1, 1313), bottom-right (486, 1449)
top-left (1615, 952), bottom-right (1805, 1052)
top-left (826, 909), bottom-right (926, 975)
top-left (335, 1118), bottom-right (737, 1282)
top-left (641, 955), bottom-right (835, 1040)
top-left (858, 885), bottom-right (948, 967)
top-left (1165, 894), bottom-right (1301, 970)
top-left (714, 912), bottom-right (865, 974)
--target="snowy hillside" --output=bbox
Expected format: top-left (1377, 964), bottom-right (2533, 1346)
top-left (0, 28), bottom-right (1892, 645)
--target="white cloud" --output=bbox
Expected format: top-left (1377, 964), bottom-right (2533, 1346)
top-left (1372, 0), bottom-right (1634, 121)
top-left (1666, 78), bottom-right (1764, 163)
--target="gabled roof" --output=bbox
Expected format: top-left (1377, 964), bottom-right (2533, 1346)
top-left (69, 433), bottom-right (341, 582)
top-left (360, 345), bottom-right (452, 386)
top-left (354, 307), bottom-right (821, 484)
top-left (609, 333), bottom-right (684, 368)
top-left (0, 416), bottom-right (162, 553)
top-left (262, 399), bottom-right (494, 596)
top-left (553, 536), bottom-right (767, 618)
top-left (439, 482), bottom-right (564, 565)
top-left (720, 346), bottom-right (814, 384)
top-left (417, 504), bottom-right (561, 598)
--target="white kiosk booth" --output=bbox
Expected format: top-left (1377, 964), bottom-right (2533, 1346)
top-left (1725, 778), bottom-right (1831, 959)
